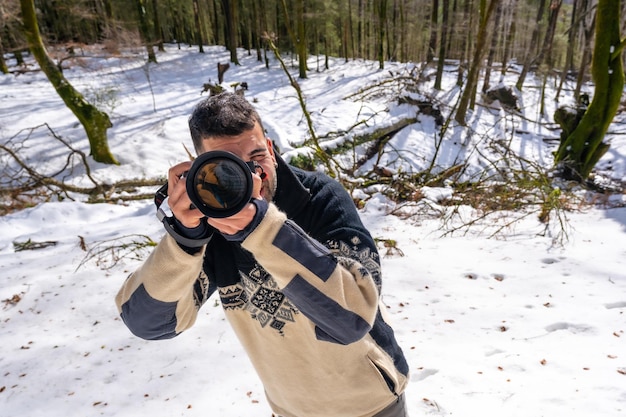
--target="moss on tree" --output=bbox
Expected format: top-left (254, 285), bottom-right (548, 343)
top-left (19, 0), bottom-right (119, 165)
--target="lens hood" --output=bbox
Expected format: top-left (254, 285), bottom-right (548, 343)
top-left (185, 151), bottom-right (254, 218)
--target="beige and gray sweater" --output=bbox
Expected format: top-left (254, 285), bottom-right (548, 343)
top-left (115, 159), bottom-right (409, 417)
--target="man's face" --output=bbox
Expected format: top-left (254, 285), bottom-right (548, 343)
top-left (199, 122), bottom-right (278, 203)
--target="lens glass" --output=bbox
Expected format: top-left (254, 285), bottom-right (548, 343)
top-left (192, 157), bottom-right (249, 210)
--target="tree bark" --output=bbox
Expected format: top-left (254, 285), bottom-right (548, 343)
top-left (554, 0), bottom-right (625, 181)
top-left (19, 0), bottom-right (118, 165)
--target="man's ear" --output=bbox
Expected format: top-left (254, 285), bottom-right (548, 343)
top-left (266, 137), bottom-right (276, 157)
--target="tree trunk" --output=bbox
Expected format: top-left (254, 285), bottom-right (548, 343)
top-left (574, 0), bottom-right (595, 100)
top-left (556, 0), bottom-right (581, 99)
top-left (152, 0), bottom-right (165, 52)
top-left (456, 0), bottom-right (472, 87)
top-left (0, 32), bottom-right (8, 74)
top-left (515, 0), bottom-right (546, 91)
top-left (434, 0), bottom-right (449, 90)
top-left (280, 0), bottom-right (307, 78)
top-left (296, 0), bottom-right (307, 78)
top-left (500, 0), bottom-right (517, 75)
top-left (454, 0), bottom-right (499, 125)
top-left (427, 0), bottom-right (439, 63)
top-left (136, 0), bottom-right (157, 62)
top-left (481, 0), bottom-right (502, 92)
top-left (376, 0), bottom-right (388, 69)
top-left (221, 0), bottom-right (240, 64)
top-left (252, 0), bottom-right (263, 61)
top-left (398, 0), bottom-right (406, 62)
top-left (554, 0), bottom-right (624, 181)
top-left (212, 0), bottom-right (222, 45)
top-left (539, 0), bottom-right (562, 115)
top-left (192, 0), bottom-right (205, 53)
top-left (348, 0), bottom-right (355, 60)
top-left (19, 0), bottom-right (118, 165)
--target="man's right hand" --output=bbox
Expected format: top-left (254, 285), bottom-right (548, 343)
top-left (167, 161), bottom-right (205, 229)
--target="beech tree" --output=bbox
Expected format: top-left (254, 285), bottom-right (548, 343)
top-left (19, 0), bottom-right (118, 165)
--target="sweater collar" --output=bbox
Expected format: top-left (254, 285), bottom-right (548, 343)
top-left (273, 153), bottom-right (311, 215)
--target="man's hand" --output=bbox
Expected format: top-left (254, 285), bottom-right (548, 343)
top-left (207, 171), bottom-right (264, 236)
top-left (167, 161), bottom-right (204, 228)
top-left (169, 161), bottom-right (264, 235)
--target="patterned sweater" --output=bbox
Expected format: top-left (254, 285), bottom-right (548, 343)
top-left (115, 156), bottom-right (409, 417)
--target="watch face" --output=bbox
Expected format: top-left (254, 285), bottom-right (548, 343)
top-left (186, 151), bottom-right (253, 218)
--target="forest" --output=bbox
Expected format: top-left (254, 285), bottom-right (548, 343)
top-left (1, 0), bottom-right (625, 194)
top-left (3, 1), bottom-right (625, 83)
top-left (1, 4), bottom-right (626, 416)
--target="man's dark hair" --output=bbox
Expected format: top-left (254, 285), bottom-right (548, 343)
top-left (188, 92), bottom-right (265, 152)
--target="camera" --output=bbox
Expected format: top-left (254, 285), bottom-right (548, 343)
top-left (155, 151), bottom-right (262, 219)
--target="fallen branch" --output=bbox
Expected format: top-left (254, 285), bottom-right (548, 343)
top-left (13, 239), bottom-right (58, 251)
top-left (76, 234), bottom-right (157, 271)
top-left (1, 123), bottom-right (163, 214)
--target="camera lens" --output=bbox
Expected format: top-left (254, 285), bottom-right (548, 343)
top-left (186, 151), bottom-right (253, 218)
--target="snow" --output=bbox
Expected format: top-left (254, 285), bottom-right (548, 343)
top-left (1, 44), bottom-right (625, 417)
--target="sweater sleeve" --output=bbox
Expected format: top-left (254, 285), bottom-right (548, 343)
top-left (114, 233), bottom-right (208, 340)
top-left (242, 203), bottom-right (380, 345)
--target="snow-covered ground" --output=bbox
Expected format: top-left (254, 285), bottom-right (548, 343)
top-left (1, 44), bottom-right (625, 416)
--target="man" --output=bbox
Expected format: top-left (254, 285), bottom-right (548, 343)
top-left (115, 92), bottom-right (409, 417)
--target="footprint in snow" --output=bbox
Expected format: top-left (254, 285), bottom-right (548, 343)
top-left (545, 322), bottom-right (595, 334)
top-left (605, 301), bottom-right (626, 309)
top-left (413, 368), bottom-right (439, 382)
top-left (541, 258), bottom-right (560, 265)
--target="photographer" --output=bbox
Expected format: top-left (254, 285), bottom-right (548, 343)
top-left (115, 93), bottom-right (409, 417)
